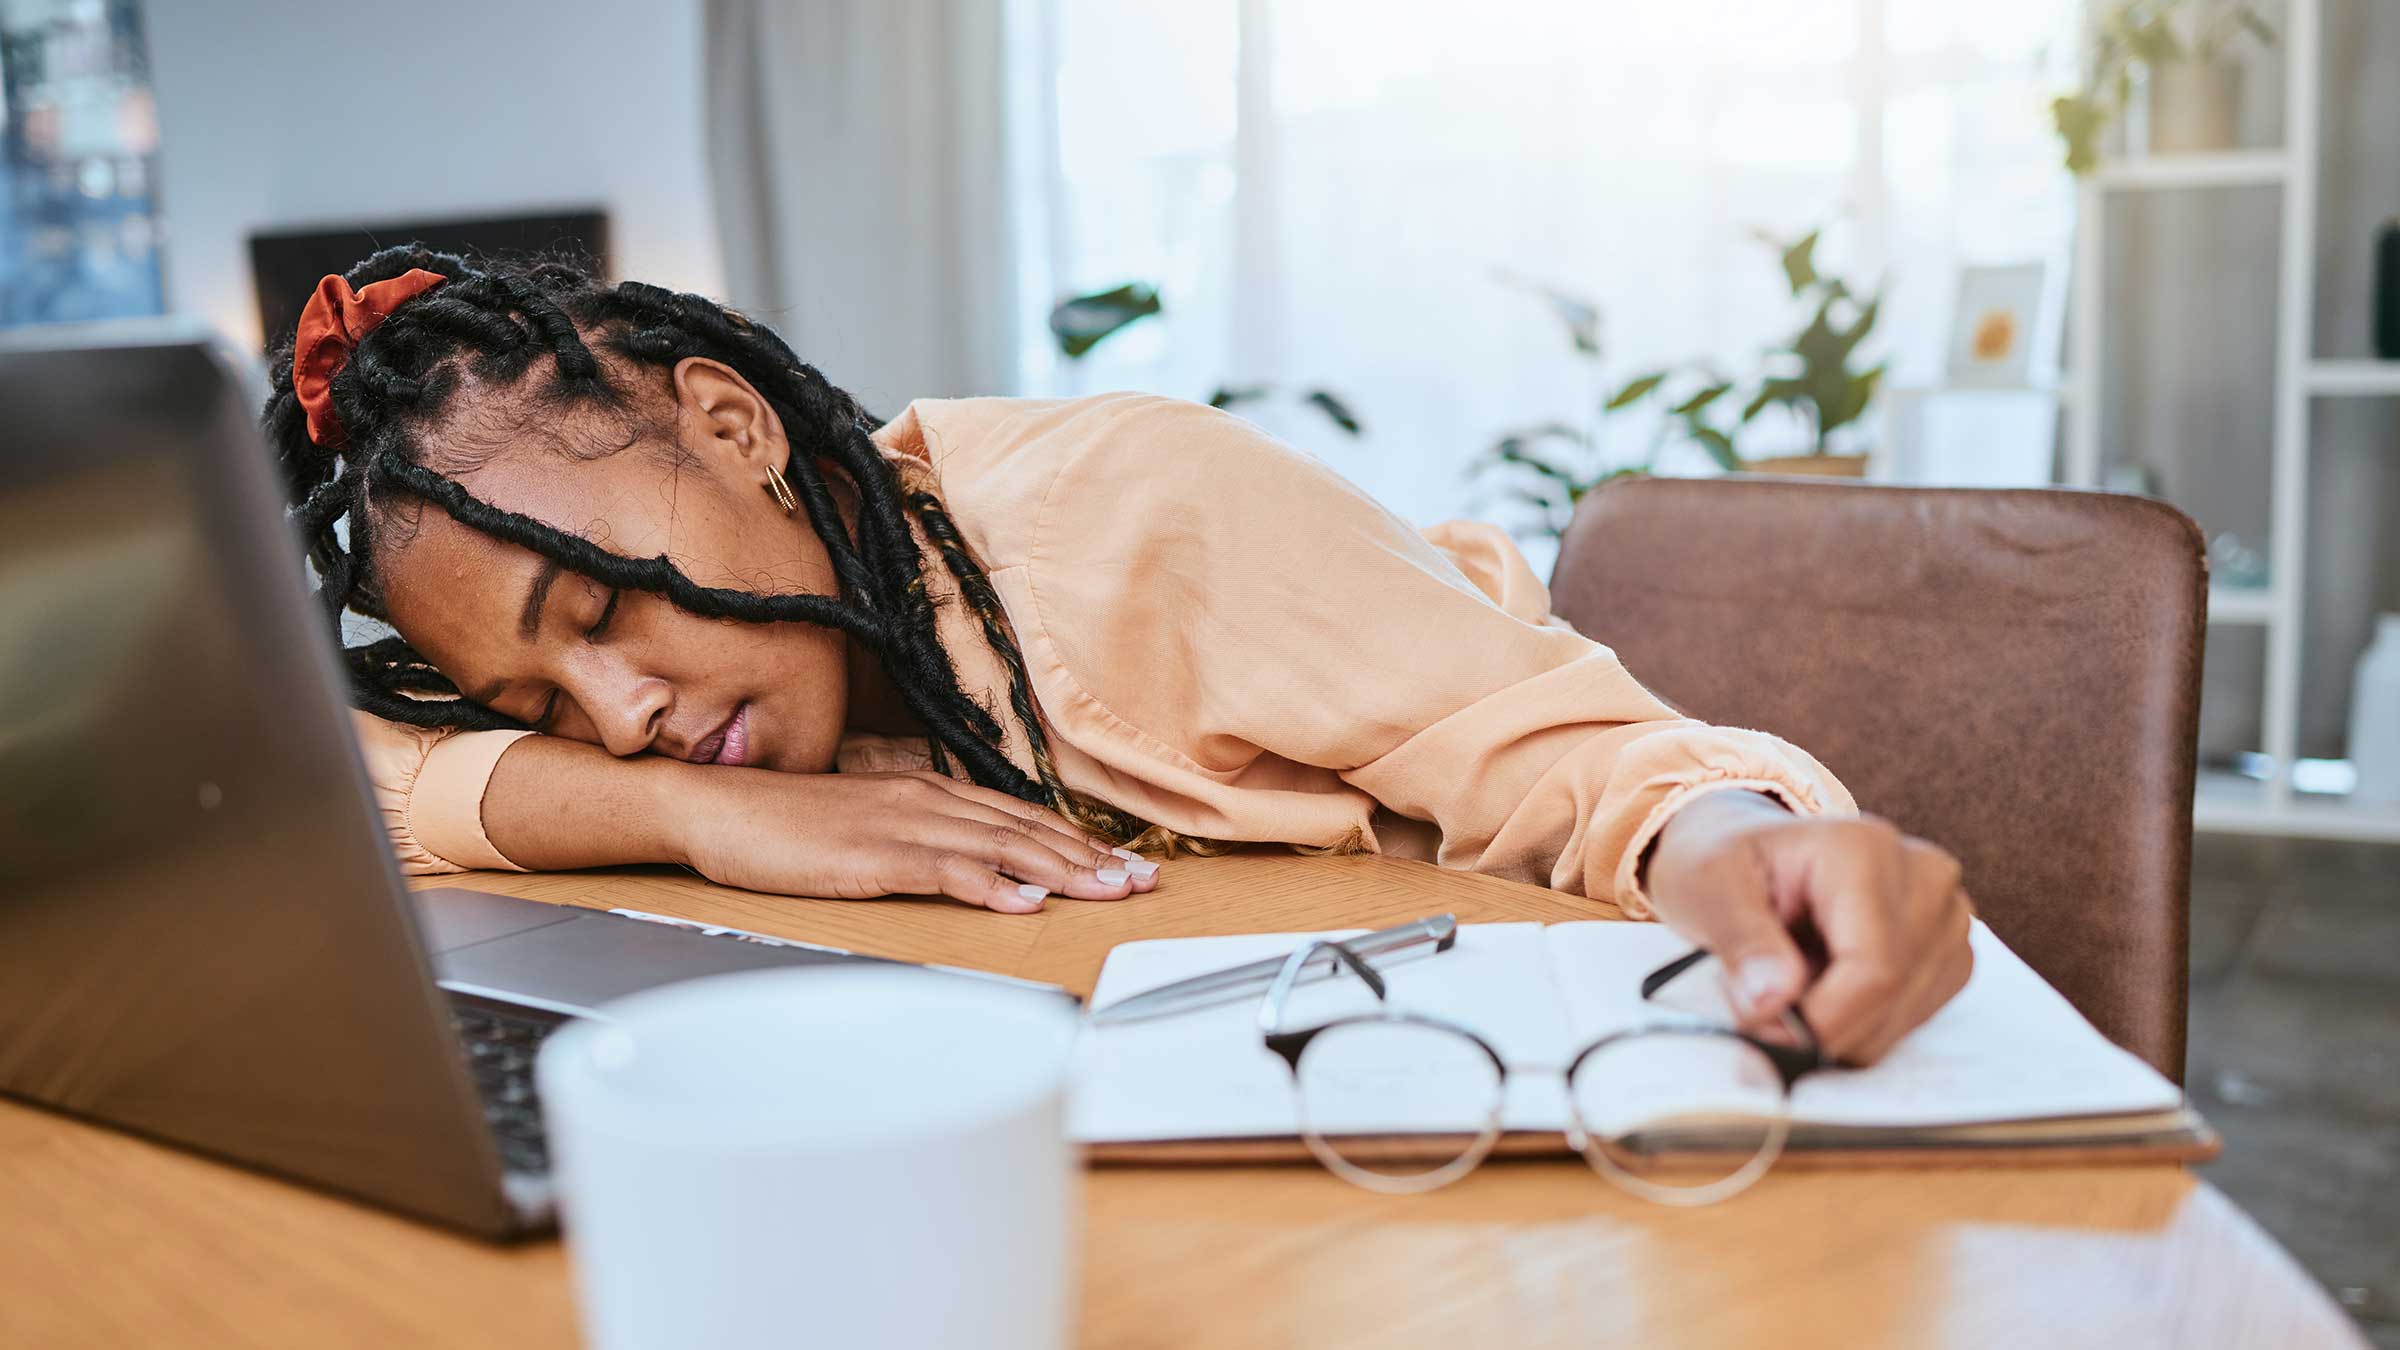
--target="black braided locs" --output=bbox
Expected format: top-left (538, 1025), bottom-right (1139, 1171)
top-left (259, 243), bottom-right (1133, 837)
top-left (906, 489), bottom-right (1147, 843)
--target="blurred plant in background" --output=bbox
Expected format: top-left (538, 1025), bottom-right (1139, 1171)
top-left (1047, 282), bottom-right (1162, 358)
top-left (1471, 227), bottom-right (1884, 541)
top-left (1463, 270), bottom-right (1736, 539)
top-left (2050, 0), bottom-right (2277, 173)
top-left (1047, 281), bottom-right (1362, 439)
top-left (1741, 227), bottom-right (1886, 464)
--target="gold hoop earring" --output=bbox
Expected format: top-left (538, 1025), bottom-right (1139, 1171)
top-left (763, 464), bottom-right (799, 516)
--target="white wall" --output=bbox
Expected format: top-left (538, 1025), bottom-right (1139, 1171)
top-left (144, 0), bottom-right (724, 353)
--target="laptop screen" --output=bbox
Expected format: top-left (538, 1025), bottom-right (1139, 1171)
top-left (0, 331), bottom-right (518, 1236)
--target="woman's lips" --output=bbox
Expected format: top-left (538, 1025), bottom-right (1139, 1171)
top-left (692, 703), bottom-right (752, 766)
top-left (718, 703), bottom-right (752, 766)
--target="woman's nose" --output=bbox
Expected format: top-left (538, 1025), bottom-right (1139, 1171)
top-left (588, 670), bottom-right (672, 759)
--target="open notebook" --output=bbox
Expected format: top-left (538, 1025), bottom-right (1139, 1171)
top-left (1072, 920), bottom-right (2215, 1165)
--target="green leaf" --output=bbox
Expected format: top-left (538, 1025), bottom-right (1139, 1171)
top-left (1759, 229), bottom-right (1820, 297)
top-left (1669, 381), bottom-right (1732, 417)
top-left (1553, 296), bottom-right (1602, 357)
top-left (1845, 364), bottom-right (1889, 434)
top-left (2088, 28), bottom-right (2122, 85)
top-left (1516, 419), bottom-right (1587, 444)
top-left (1049, 282), bottom-right (1163, 359)
top-left (1486, 421), bottom-right (1586, 461)
top-left (2119, 12), bottom-right (2184, 68)
top-left (1495, 271), bottom-right (1603, 356)
top-left (1605, 371), bottom-right (1668, 410)
top-left (1769, 287), bottom-right (1882, 443)
top-left (2052, 94), bottom-right (2108, 175)
top-left (2235, 7), bottom-right (2278, 49)
top-left (1491, 437), bottom-right (1580, 485)
top-left (1208, 384), bottom-right (1270, 410)
top-left (1302, 388), bottom-right (1363, 435)
top-left (1685, 425), bottom-right (1745, 472)
top-left (1503, 485), bottom-right (1571, 517)
top-left (1821, 363), bottom-right (1886, 439)
top-left (1743, 375), bottom-right (1810, 424)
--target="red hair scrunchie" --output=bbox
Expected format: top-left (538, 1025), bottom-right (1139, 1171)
top-left (291, 268), bottom-right (447, 447)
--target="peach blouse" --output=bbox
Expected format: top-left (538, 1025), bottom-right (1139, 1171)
top-left (353, 393), bottom-right (1854, 916)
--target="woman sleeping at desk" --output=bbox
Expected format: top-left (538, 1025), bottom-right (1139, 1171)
top-left (262, 248), bottom-right (1972, 1067)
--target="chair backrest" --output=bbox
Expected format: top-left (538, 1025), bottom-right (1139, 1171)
top-left (1550, 476), bottom-right (2206, 1081)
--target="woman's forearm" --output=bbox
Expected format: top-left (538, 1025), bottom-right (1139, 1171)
top-left (478, 734), bottom-right (698, 870)
top-left (471, 734), bottom-right (1152, 910)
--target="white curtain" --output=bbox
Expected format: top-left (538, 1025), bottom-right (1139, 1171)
top-left (1008, 0), bottom-right (2081, 541)
top-left (704, 0), bottom-right (1021, 415)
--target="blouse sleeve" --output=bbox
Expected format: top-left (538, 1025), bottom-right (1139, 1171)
top-left (1022, 395), bottom-right (1857, 917)
top-left (348, 711), bottom-right (534, 875)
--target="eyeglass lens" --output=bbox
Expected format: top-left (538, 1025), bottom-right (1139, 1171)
top-left (1289, 1020), bottom-right (1796, 1205)
top-left (1291, 1019), bottom-right (1504, 1194)
top-left (1568, 1028), bottom-right (1793, 1206)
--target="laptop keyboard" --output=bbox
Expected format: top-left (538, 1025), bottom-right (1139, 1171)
top-left (446, 1000), bottom-right (565, 1175)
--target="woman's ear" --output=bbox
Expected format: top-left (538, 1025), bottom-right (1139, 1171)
top-left (670, 356), bottom-right (790, 481)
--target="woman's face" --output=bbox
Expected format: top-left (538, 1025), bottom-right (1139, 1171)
top-left (374, 357), bottom-right (854, 772)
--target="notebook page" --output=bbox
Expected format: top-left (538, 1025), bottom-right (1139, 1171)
top-left (1070, 924), bottom-right (1576, 1143)
top-left (1542, 919), bottom-right (2183, 1129)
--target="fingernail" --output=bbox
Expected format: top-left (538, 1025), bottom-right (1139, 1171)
top-left (1736, 958), bottom-right (1788, 1013)
top-left (1095, 868), bottom-right (1129, 885)
top-left (1111, 847), bottom-right (1144, 862)
top-left (1122, 859), bottom-right (1159, 878)
top-left (1015, 884), bottom-right (1049, 905)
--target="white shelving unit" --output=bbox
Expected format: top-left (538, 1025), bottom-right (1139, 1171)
top-left (2208, 586), bottom-right (2278, 625)
top-left (2090, 148), bottom-right (2289, 191)
top-left (2303, 359), bottom-right (2400, 396)
top-left (2065, 0), bottom-right (2400, 845)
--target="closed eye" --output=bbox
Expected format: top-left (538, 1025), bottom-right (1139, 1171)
top-left (520, 587), bottom-right (616, 731)
top-left (586, 588), bottom-right (620, 642)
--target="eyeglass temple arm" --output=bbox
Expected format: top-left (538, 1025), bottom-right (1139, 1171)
top-left (1642, 946), bottom-right (1826, 1079)
top-left (1257, 939), bottom-right (1388, 1036)
top-left (1640, 948), bottom-right (1711, 1000)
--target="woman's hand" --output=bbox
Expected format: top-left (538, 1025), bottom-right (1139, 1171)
top-left (666, 766), bottom-right (1156, 914)
top-left (1640, 789), bottom-right (1972, 1065)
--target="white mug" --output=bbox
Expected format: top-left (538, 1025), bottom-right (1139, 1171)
top-left (536, 966), bottom-right (1082, 1350)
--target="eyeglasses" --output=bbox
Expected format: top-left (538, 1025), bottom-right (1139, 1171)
top-left (1256, 940), bottom-right (1823, 1205)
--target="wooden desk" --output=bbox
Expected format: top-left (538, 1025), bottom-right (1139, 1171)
top-left (0, 853), bottom-right (2364, 1348)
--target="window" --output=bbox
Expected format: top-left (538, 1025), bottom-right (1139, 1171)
top-left (1011, 0), bottom-right (2078, 538)
top-left (1, 0), bottom-right (165, 328)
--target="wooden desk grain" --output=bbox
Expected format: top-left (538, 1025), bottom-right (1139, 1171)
top-left (0, 853), bottom-right (2364, 1348)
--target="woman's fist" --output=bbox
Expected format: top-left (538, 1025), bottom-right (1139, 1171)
top-left (1641, 789), bottom-right (1973, 1064)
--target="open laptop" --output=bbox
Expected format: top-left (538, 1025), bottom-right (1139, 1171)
top-left (0, 322), bottom-right (1042, 1238)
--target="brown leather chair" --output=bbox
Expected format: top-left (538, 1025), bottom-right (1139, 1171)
top-left (1550, 476), bottom-right (2206, 1082)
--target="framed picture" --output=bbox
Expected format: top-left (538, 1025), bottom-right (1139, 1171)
top-left (1945, 262), bottom-right (2048, 387)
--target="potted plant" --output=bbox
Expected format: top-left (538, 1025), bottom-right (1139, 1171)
top-left (1047, 282), bottom-right (1362, 439)
top-left (2051, 0), bottom-right (2277, 173)
top-left (1740, 228), bottom-right (1885, 477)
top-left (1467, 274), bottom-right (1741, 539)
top-left (1471, 227), bottom-right (1886, 536)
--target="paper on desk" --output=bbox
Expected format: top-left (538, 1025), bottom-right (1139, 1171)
top-left (1070, 924), bottom-right (1576, 1142)
top-left (1070, 919), bottom-right (2184, 1144)
top-left (1542, 920), bottom-right (2184, 1128)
